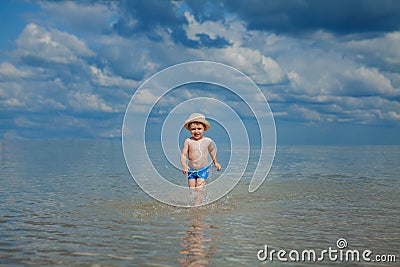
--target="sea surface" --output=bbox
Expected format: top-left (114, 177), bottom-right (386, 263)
top-left (0, 140), bottom-right (399, 266)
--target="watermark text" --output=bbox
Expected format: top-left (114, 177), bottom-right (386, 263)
top-left (257, 238), bottom-right (396, 263)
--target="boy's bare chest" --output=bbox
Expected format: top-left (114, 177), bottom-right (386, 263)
top-left (187, 139), bottom-right (209, 152)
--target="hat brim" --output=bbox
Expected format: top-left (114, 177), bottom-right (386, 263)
top-left (184, 118), bottom-right (210, 131)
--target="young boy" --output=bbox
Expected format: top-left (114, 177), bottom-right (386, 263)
top-left (181, 113), bottom-right (221, 188)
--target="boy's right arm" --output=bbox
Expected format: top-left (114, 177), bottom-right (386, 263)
top-left (180, 139), bottom-right (189, 174)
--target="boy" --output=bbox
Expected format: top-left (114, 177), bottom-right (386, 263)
top-left (181, 113), bottom-right (221, 188)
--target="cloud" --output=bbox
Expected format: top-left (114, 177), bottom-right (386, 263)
top-left (344, 32), bottom-right (400, 71)
top-left (94, 35), bottom-right (159, 81)
top-left (2, 98), bottom-right (23, 109)
top-left (89, 65), bottom-right (138, 88)
top-left (183, 12), bottom-right (231, 48)
top-left (191, 0), bottom-right (400, 35)
top-left (116, 0), bottom-right (184, 32)
top-left (134, 88), bottom-right (159, 105)
top-left (4, 22), bottom-right (136, 112)
top-left (1, 0), bottom-right (399, 142)
top-left (0, 62), bottom-right (33, 80)
top-left (69, 91), bottom-right (113, 112)
top-left (39, 1), bottom-right (118, 35)
top-left (0, 20), bottom-right (137, 138)
top-left (216, 45), bottom-right (284, 84)
top-left (255, 31), bottom-right (400, 127)
top-left (16, 23), bottom-right (95, 65)
top-left (341, 66), bottom-right (397, 97)
top-left (113, 0), bottom-right (186, 41)
top-left (388, 111), bottom-right (400, 120)
top-left (112, 0), bottom-right (231, 48)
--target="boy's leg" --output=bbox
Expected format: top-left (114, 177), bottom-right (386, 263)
top-left (188, 178), bottom-right (196, 188)
top-left (194, 178), bottom-right (206, 204)
top-left (196, 178), bottom-right (206, 188)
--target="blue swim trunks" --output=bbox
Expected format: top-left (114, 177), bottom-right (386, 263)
top-left (187, 165), bottom-right (209, 180)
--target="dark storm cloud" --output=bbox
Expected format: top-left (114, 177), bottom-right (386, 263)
top-left (183, 0), bottom-right (225, 22)
top-left (113, 0), bottom-right (230, 48)
top-left (115, 0), bottom-right (184, 32)
top-left (113, 0), bottom-right (182, 42)
top-left (170, 27), bottom-right (231, 48)
top-left (187, 0), bottom-right (400, 35)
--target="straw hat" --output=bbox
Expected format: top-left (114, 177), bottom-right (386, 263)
top-left (184, 113), bottom-right (210, 131)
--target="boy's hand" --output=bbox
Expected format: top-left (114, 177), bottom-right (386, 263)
top-left (215, 162), bottom-right (221, 171)
top-left (182, 165), bottom-right (189, 174)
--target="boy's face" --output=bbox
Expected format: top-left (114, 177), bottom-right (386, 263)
top-left (189, 122), bottom-right (205, 140)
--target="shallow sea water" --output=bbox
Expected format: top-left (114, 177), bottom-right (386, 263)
top-left (0, 140), bottom-right (399, 266)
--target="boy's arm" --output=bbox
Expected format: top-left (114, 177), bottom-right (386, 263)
top-left (208, 140), bottom-right (221, 171)
top-left (180, 139), bottom-right (189, 174)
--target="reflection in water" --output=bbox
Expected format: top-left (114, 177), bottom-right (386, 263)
top-left (179, 209), bottom-right (216, 267)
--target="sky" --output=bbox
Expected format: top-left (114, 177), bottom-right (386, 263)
top-left (0, 0), bottom-right (400, 145)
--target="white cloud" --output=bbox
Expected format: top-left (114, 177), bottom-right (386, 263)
top-left (16, 23), bottom-right (95, 64)
top-left (341, 66), bottom-right (397, 96)
top-left (184, 12), bottom-right (246, 45)
top-left (261, 31), bottom-right (400, 126)
top-left (199, 44), bottom-right (285, 85)
top-left (3, 98), bottom-right (23, 108)
top-left (289, 104), bottom-right (322, 122)
top-left (0, 80), bottom-right (26, 109)
top-left (0, 62), bottom-right (32, 80)
top-left (95, 34), bottom-right (159, 80)
top-left (388, 111), bottom-right (400, 120)
top-left (38, 97), bottom-right (66, 110)
top-left (1, 22), bottom-right (137, 116)
top-left (69, 92), bottom-right (113, 112)
top-left (14, 116), bottom-right (39, 127)
top-left (182, 11), bottom-right (285, 85)
top-left (1, 2), bottom-right (400, 140)
top-left (345, 31), bottom-right (400, 69)
top-left (134, 89), bottom-right (159, 105)
top-left (40, 1), bottom-right (119, 35)
top-left (89, 65), bottom-right (138, 88)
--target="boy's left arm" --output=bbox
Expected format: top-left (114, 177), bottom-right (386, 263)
top-left (208, 141), bottom-right (221, 171)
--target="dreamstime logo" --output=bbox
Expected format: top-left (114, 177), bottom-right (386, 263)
top-left (257, 238), bottom-right (397, 263)
top-left (122, 61), bottom-right (276, 207)
top-left (336, 238), bottom-right (348, 249)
